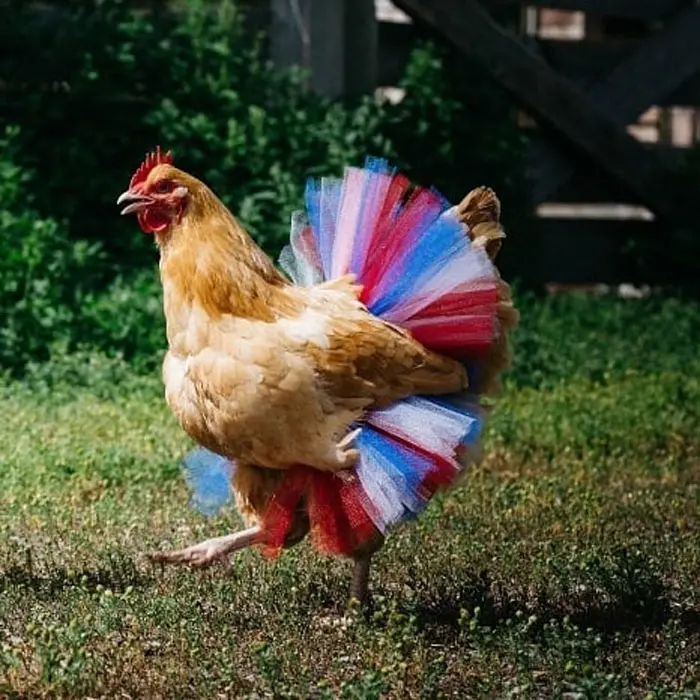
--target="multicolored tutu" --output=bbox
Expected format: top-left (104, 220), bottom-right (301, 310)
top-left (183, 157), bottom-right (501, 557)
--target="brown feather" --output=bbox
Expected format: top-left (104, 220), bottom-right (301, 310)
top-left (451, 186), bottom-right (520, 398)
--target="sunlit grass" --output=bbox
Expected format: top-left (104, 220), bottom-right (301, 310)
top-left (1, 350), bottom-right (700, 697)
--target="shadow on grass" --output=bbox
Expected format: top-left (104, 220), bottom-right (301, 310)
top-left (0, 557), bottom-right (152, 599)
top-left (397, 545), bottom-right (700, 643)
top-left (0, 689), bottom-right (38, 700)
top-left (403, 568), bottom-right (700, 643)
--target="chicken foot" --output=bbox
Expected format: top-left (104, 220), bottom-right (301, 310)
top-left (313, 428), bottom-right (362, 473)
top-left (148, 526), bottom-right (261, 568)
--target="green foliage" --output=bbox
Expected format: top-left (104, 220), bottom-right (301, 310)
top-left (509, 290), bottom-right (700, 390)
top-left (0, 0), bottom-right (529, 373)
top-left (76, 269), bottom-right (165, 374)
top-left (29, 619), bottom-right (91, 690)
top-left (0, 128), bottom-right (163, 374)
top-left (0, 127), bottom-right (97, 371)
top-left (0, 0), bottom-right (394, 264)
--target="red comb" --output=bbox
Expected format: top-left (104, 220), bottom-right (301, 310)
top-left (129, 146), bottom-right (174, 189)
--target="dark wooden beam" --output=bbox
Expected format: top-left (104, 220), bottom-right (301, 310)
top-left (270, 0), bottom-right (377, 99)
top-left (378, 23), bottom-right (700, 106)
top-left (391, 0), bottom-right (680, 222)
top-left (377, 20), bottom-right (417, 86)
top-left (531, 3), bottom-right (700, 204)
top-left (536, 39), bottom-right (700, 108)
top-left (526, 141), bottom-right (685, 204)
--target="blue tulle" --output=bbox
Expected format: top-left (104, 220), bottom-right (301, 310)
top-left (368, 210), bottom-right (465, 317)
top-left (306, 158), bottom-right (401, 281)
top-left (355, 393), bottom-right (483, 532)
top-left (427, 396), bottom-right (484, 446)
top-left (182, 448), bottom-right (235, 517)
top-left (356, 427), bottom-right (434, 516)
top-left (304, 177), bottom-right (344, 279)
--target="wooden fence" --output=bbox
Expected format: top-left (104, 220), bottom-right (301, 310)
top-left (7, 0), bottom-right (700, 287)
top-left (270, 0), bottom-right (700, 287)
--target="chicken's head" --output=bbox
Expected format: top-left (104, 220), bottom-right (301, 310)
top-left (118, 147), bottom-right (189, 235)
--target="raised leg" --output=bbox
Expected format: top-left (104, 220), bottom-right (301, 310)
top-left (148, 526), bottom-right (261, 568)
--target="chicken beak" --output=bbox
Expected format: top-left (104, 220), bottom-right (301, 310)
top-left (117, 190), bottom-right (153, 215)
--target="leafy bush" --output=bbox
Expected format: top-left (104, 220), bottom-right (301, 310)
top-left (0, 126), bottom-right (165, 374)
top-left (0, 0), bottom-right (390, 266)
top-left (0, 0), bottom-right (531, 373)
top-left (76, 269), bottom-right (165, 374)
top-left (0, 0), bottom-right (529, 255)
top-left (0, 127), bottom-right (97, 371)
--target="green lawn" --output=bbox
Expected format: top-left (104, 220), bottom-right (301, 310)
top-left (2, 298), bottom-right (700, 698)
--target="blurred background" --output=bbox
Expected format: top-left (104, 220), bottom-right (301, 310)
top-left (0, 0), bottom-right (699, 377)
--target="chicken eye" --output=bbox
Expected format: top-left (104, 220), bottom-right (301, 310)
top-left (155, 180), bottom-right (171, 194)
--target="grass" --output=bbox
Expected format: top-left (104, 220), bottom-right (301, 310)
top-left (1, 296), bottom-right (700, 698)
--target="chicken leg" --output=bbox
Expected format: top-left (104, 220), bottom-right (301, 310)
top-left (350, 553), bottom-right (372, 605)
top-left (348, 533), bottom-right (385, 606)
top-left (148, 526), bottom-right (261, 568)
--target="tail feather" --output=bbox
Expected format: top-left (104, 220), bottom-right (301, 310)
top-left (450, 185), bottom-right (505, 261)
top-left (451, 186), bottom-right (520, 397)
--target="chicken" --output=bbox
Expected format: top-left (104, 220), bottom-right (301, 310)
top-left (118, 149), bottom-right (516, 603)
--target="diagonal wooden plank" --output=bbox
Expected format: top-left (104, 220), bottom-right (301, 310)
top-left (530, 3), bottom-right (700, 204)
top-left (391, 0), bottom-right (680, 222)
top-left (535, 39), bottom-right (700, 108)
top-left (378, 24), bottom-right (700, 107)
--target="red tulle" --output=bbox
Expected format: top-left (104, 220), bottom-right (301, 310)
top-left (360, 187), bottom-right (444, 305)
top-left (408, 286), bottom-right (499, 320)
top-left (259, 434), bottom-right (462, 558)
top-left (259, 468), bottom-right (310, 558)
top-left (405, 286), bottom-right (500, 355)
top-left (409, 317), bottom-right (495, 354)
top-left (260, 467), bottom-right (380, 558)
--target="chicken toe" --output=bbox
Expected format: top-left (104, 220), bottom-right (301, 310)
top-left (310, 429), bottom-right (362, 472)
